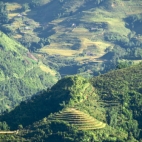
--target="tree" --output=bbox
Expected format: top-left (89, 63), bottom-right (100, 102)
top-left (116, 61), bottom-right (133, 69)
top-left (108, 108), bottom-right (118, 127)
top-left (18, 124), bottom-right (23, 130)
top-left (134, 48), bottom-right (142, 59)
top-left (29, 0), bottom-right (41, 9)
top-left (22, 3), bottom-right (29, 11)
top-left (0, 121), bottom-right (9, 130)
top-left (0, 2), bottom-right (9, 24)
top-left (94, 0), bottom-right (105, 5)
top-left (127, 132), bottom-right (137, 142)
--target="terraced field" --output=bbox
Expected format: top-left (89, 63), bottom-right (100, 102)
top-left (48, 108), bottom-right (106, 130)
top-left (3, 0), bottom-right (142, 77)
top-left (41, 0), bottom-right (142, 57)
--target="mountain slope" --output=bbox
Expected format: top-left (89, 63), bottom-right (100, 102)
top-left (0, 76), bottom-right (103, 129)
top-left (91, 63), bottom-right (142, 139)
top-left (0, 70), bottom-right (141, 141)
top-left (0, 0), bottom-right (142, 141)
top-left (2, 0), bottom-right (142, 77)
top-left (0, 31), bottom-right (59, 112)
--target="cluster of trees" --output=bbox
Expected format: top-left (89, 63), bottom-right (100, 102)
top-left (29, 0), bottom-right (41, 9)
top-left (0, 2), bottom-right (8, 25)
top-left (104, 31), bottom-right (142, 61)
top-left (0, 72), bottom-right (141, 141)
top-left (91, 63), bottom-right (142, 140)
top-left (21, 0), bottom-right (42, 12)
top-left (0, 121), bottom-right (9, 130)
top-left (98, 13), bottom-right (142, 71)
top-left (0, 32), bottom-right (58, 113)
top-left (20, 36), bottom-right (50, 52)
top-left (0, 76), bottom-right (127, 141)
top-left (94, 0), bottom-right (105, 5)
top-left (0, 49), bottom-right (57, 113)
top-left (125, 14), bottom-right (142, 34)
top-left (85, 0), bottom-right (107, 5)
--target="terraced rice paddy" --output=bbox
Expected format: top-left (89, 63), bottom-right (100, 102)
top-left (49, 108), bottom-right (106, 130)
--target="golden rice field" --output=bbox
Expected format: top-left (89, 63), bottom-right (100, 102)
top-left (49, 108), bottom-right (106, 130)
top-left (39, 63), bottom-right (57, 76)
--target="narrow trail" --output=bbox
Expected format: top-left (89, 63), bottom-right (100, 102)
top-left (0, 130), bottom-right (19, 134)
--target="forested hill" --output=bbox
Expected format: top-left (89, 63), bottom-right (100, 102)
top-left (0, 31), bottom-right (59, 113)
top-left (91, 63), bottom-right (142, 101)
top-left (0, 64), bottom-right (142, 141)
top-left (91, 63), bottom-right (142, 138)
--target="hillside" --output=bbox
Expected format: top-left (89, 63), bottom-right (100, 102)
top-left (0, 0), bottom-right (142, 141)
top-left (91, 63), bottom-right (142, 134)
top-left (0, 0), bottom-right (141, 77)
top-left (0, 66), bottom-right (142, 141)
top-left (0, 31), bottom-right (59, 113)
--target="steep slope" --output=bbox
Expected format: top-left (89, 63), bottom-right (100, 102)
top-left (0, 74), bottom-right (140, 141)
top-left (0, 31), bottom-right (59, 112)
top-left (91, 63), bottom-right (142, 139)
top-left (0, 76), bottom-right (103, 128)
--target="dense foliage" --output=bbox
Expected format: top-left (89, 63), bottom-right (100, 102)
top-left (0, 68), bottom-right (142, 141)
top-left (0, 31), bottom-right (58, 113)
top-left (1, 0), bottom-right (142, 77)
top-left (91, 63), bottom-right (142, 140)
top-left (0, 2), bottom-right (8, 25)
top-left (0, 0), bottom-right (142, 141)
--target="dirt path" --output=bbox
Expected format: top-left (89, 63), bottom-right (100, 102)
top-left (0, 130), bottom-right (18, 134)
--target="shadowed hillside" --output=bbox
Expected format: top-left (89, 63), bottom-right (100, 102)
top-left (0, 70), bottom-right (141, 141)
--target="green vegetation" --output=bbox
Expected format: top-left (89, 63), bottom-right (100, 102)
top-left (48, 108), bottom-right (106, 130)
top-left (91, 63), bottom-right (142, 140)
top-left (0, 31), bottom-right (58, 113)
top-left (0, 2), bottom-right (8, 25)
top-left (51, 75), bottom-right (91, 105)
top-left (0, 0), bottom-right (142, 141)
top-left (1, 0), bottom-right (141, 77)
top-left (0, 68), bottom-right (141, 141)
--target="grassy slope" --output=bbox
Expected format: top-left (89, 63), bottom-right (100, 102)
top-left (0, 31), bottom-right (58, 112)
top-left (0, 31), bottom-right (26, 53)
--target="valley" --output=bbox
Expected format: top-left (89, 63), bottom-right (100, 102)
top-left (0, 0), bottom-right (142, 141)
top-left (2, 0), bottom-right (142, 77)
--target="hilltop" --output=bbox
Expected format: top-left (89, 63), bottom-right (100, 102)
top-left (0, 76), bottom-right (126, 141)
top-left (0, 65), bottom-right (142, 141)
top-left (0, 31), bottom-right (59, 113)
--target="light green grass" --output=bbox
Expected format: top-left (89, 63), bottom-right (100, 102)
top-left (39, 63), bottom-right (57, 76)
top-left (0, 31), bottom-right (27, 54)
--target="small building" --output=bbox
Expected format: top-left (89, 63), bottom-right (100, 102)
top-left (72, 23), bottom-right (76, 28)
top-left (25, 26), bottom-right (31, 30)
top-left (90, 27), bottom-right (97, 31)
top-left (17, 14), bottom-right (22, 17)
